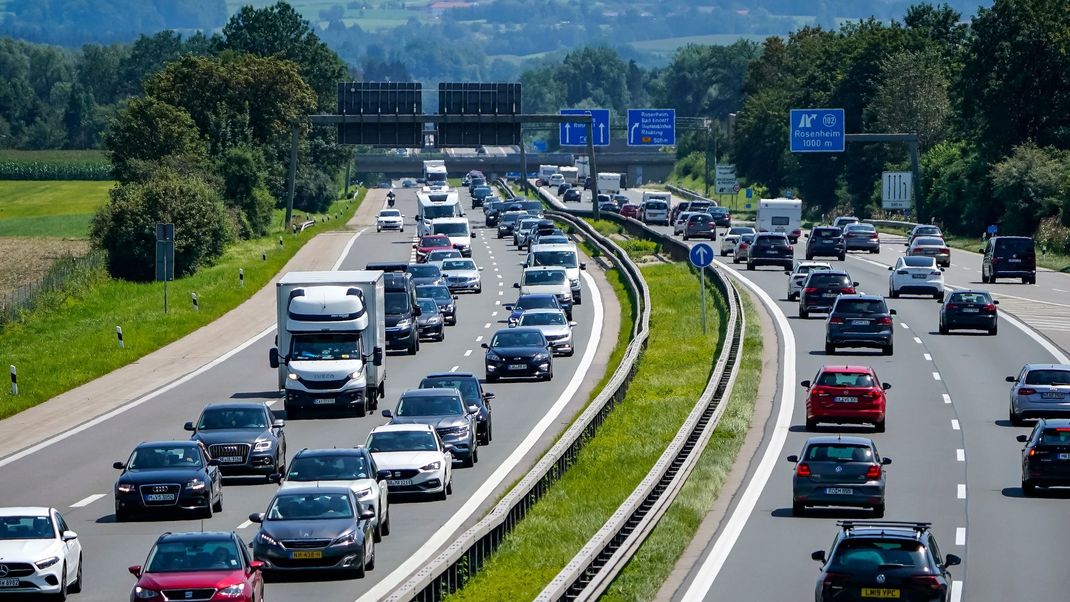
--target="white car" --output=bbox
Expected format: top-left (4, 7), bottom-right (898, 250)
top-left (673, 211), bottom-right (696, 236)
top-left (440, 258), bottom-right (483, 293)
top-left (722, 226), bottom-right (756, 256)
top-left (527, 243), bottom-right (585, 304)
top-left (786, 261), bottom-right (832, 301)
top-left (516, 266), bottom-right (572, 318)
top-left (376, 209), bottom-right (404, 232)
top-left (0, 507), bottom-right (83, 597)
top-left (277, 447), bottom-right (391, 542)
top-left (431, 217), bottom-right (474, 257)
top-left (366, 424), bottom-right (453, 500)
top-left (515, 308), bottom-right (576, 356)
top-left (548, 173), bottom-right (566, 188)
top-left (888, 255), bottom-right (945, 299)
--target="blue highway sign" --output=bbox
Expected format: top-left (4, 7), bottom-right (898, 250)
top-left (560, 109), bottom-right (610, 147)
top-left (627, 109), bottom-right (676, 146)
top-left (789, 108), bottom-right (845, 153)
top-left (689, 242), bottom-right (714, 268)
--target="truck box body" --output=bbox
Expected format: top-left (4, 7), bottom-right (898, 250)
top-left (539, 165), bottom-right (559, 182)
top-left (597, 172), bottom-right (622, 194)
top-left (756, 198), bottom-right (803, 243)
top-left (423, 160), bottom-right (447, 185)
top-left (575, 156), bottom-right (590, 180)
top-left (559, 166), bottom-right (579, 185)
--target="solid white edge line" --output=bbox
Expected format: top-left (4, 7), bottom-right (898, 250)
top-left (70, 493), bottom-right (106, 508)
top-left (679, 261), bottom-right (795, 602)
top-left (0, 228), bottom-right (367, 470)
top-left (955, 527), bottom-right (966, 545)
top-left (355, 269), bottom-right (604, 602)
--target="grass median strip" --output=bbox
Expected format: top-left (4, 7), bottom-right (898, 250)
top-left (0, 191), bottom-right (363, 419)
top-left (448, 260), bottom-right (725, 601)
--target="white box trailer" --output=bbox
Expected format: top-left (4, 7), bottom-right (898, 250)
top-left (269, 271), bottom-right (386, 418)
top-left (756, 198), bottom-right (803, 243)
top-left (597, 172), bottom-right (622, 194)
top-left (559, 166), bottom-right (579, 185)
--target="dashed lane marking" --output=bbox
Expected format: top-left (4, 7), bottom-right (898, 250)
top-left (933, 372), bottom-right (942, 381)
top-left (70, 493), bottom-right (106, 508)
top-left (943, 394), bottom-right (952, 404)
top-left (914, 337), bottom-right (923, 344)
top-left (924, 353), bottom-right (932, 361)
top-left (957, 483), bottom-right (966, 499)
top-left (464, 350), bottom-right (472, 357)
top-left (956, 527), bottom-right (966, 545)
top-left (956, 449), bottom-right (965, 462)
top-left (952, 419), bottom-right (960, 430)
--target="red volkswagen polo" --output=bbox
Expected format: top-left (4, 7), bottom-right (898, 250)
top-left (801, 365), bottom-right (890, 432)
top-left (128, 531), bottom-right (264, 602)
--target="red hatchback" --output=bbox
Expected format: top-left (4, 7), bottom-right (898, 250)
top-left (414, 234), bottom-right (453, 263)
top-left (620, 203), bottom-right (640, 219)
top-left (129, 531), bottom-right (264, 602)
top-left (801, 366), bottom-right (890, 432)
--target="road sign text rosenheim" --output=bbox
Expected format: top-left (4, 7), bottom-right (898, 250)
top-left (789, 108), bottom-right (845, 153)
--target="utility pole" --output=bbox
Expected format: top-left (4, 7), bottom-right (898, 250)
top-left (284, 125), bottom-right (300, 228)
top-left (587, 121), bottom-right (599, 220)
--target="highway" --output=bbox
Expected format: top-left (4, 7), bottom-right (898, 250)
top-left (550, 185), bottom-right (1070, 601)
top-left (0, 184), bottom-right (613, 601)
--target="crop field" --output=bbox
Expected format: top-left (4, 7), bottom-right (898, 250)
top-left (0, 180), bottom-right (112, 238)
top-left (0, 149), bottom-right (112, 180)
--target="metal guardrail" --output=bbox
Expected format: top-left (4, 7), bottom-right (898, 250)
top-left (864, 219), bottom-right (918, 231)
top-left (383, 182), bottom-right (652, 601)
top-left (665, 183), bottom-right (716, 204)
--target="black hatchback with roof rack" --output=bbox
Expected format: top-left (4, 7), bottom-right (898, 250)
top-left (812, 520), bottom-right (960, 602)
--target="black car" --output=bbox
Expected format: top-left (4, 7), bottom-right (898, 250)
top-left (981, 235), bottom-right (1036, 284)
top-left (383, 271), bottom-right (420, 355)
top-left (496, 211), bottom-right (527, 238)
top-left (939, 290), bottom-right (998, 335)
top-left (747, 233), bottom-right (794, 270)
top-left (557, 182), bottom-right (570, 196)
top-left (483, 327), bottom-right (553, 382)
top-left (563, 188), bottom-right (582, 203)
top-left (113, 441), bottom-right (223, 521)
top-left (805, 227), bottom-right (846, 260)
top-left (799, 270), bottom-right (857, 318)
top-left (812, 521), bottom-right (960, 602)
top-left (708, 206), bottom-right (732, 228)
top-left (483, 201), bottom-right (507, 226)
top-left (185, 402), bottom-right (286, 479)
top-left (249, 486), bottom-right (376, 577)
top-left (599, 201), bottom-right (621, 214)
top-left (471, 185), bottom-right (493, 207)
top-left (1018, 419), bottom-right (1070, 495)
top-left (416, 297), bottom-right (446, 341)
top-left (382, 388), bottom-right (479, 466)
top-left (420, 372), bottom-right (495, 445)
top-left (416, 284), bottom-right (457, 325)
top-left (826, 295), bottom-right (896, 356)
top-left (406, 263), bottom-right (444, 287)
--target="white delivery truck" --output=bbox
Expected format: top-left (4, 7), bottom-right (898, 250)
top-left (423, 159), bottom-right (447, 186)
top-left (597, 172), bottom-right (622, 194)
top-left (559, 166), bottom-right (579, 186)
top-left (756, 197), bottom-right (803, 243)
top-left (575, 156), bottom-right (590, 181)
top-left (269, 271), bottom-right (386, 419)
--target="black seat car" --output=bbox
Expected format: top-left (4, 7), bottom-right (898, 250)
top-left (383, 272), bottom-right (420, 355)
top-left (939, 290), bottom-right (998, 335)
top-left (482, 327), bottom-right (553, 382)
top-left (825, 295), bottom-right (896, 355)
top-left (981, 235), bottom-right (1036, 284)
top-left (563, 188), bottom-right (582, 203)
top-left (113, 441), bottom-right (223, 521)
top-left (1018, 419), bottom-right (1070, 495)
top-left (709, 206), bottom-right (731, 228)
top-left (805, 227), bottom-right (846, 260)
top-left (416, 284), bottom-right (457, 325)
top-left (747, 233), bottom-right (794, 270)
top-left (811, 521), bottom-right (960, 602)
top-left (798, 271), bottom-right (857, 318)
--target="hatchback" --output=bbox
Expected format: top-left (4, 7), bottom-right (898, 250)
top-left (805, 227), bottom-right (845, 260)
top-left (786, 436), bottom-right (891, 516)
top-left (801, 365), bottom-right (891, 432)
top-left (939, 290), bottom-right (998, 335)
top-left (981, 235), bottom-right (1036, 284)
top-left (887, 255), bottom-right (944, 299)
top-left (786, 261), bottom-right (832, 301)
top-left (682, 213), bottom-right (716, 240)
top-left (1008, 364), bottom-right (1070, 425)
top-left (825, 295), bottom-right (896, 355)
top-left (798, 271), bottom-right (857, 318)
top-left (722, 226), bottom-right (755, 257)
top-left (1018, 419), bottom-right (1070, 495)
top-left (482, 327), bottom-right (554, 382)
top-left (619, 203), bottom-right (640, 219)
top-left (843, 223), bottom-right (881, 253)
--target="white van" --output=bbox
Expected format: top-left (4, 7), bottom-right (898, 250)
top-left (526, 243), bottom-right (585, 304)
top-left (431, 217), bottom-right (474, 257)
top-left (756, 198), bottom-right (802, 243)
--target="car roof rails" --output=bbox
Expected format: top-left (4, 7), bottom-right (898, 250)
top-left (837, 520), bottom-right (931, 536)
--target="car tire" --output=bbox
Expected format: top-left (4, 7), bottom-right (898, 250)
top-left (872, 502), bottom-right (885, 517)
top-left (805, 253), bottom-right (813, 260)
top-left (355, 400), bottom-right (366, 418)
top-left (476, 286), bottom-right (482, 294)
top-left (462, 452), bottom-right (475, 468)
top-left (799, 308), bottom-right (809, 319)
top-left (874, 419), bottom-right (886, 433)
top-left (939, 323), bottom-right (949, 335)
top-left (989, 325), bottom-right (998, 336)
top-left (882, 344), bottom-right (894, 356)
top-left (825, 343), bottom-right (835, 355)
top-left (981, 272), bottom-right (990, 284)
top-left (407, 338), bottom-right (418, 356)
top-left (889, 288), bottom-right (898, 299)
top-left (56, 563), bottom-right (67, 600)
top-left (838, 254), bottom-right (846, 261)
top-left (438, 330), bottom-right (446, 342)
top-left (480, 421), bottom-right (491, 446)
top-left (213, 491), bottom-right (223, 513)
top-left (69, 555), bottom-right (82, 594)
top-left (115, 506), bottom-right (130, 523)
top-left (804, 418), bottom-right (817, 431)
top-left (376, 226), bottom-right (381, 232)
top-left (791, 502), bottom-right (805, 517)
top-left (1009, 406), bottom-right (1025, 426)
top-left (747, 262), bottom-right (754, 271)
top-left (381, 507), bottom-right (391, 536)
top-left (353, 556), bottom-right (366, 579)
top-left (732, 256), bottom-right (739, 264)
top-left (934, 291), bottom-right (943, 300)
top-left (373, 516), bottom-right (383, 543)
top-left (487, 374), bottom-right (498, 383)
top-left (1022, 480), bottom-right (1036, 496)
top-left (201, 501), bottom-right (213, 520)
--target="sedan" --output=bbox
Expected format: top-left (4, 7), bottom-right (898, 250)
top-left (908, 236), bottom-right (951, 267)
top-left (415, 284), bottom-right (457, 325)
top-left (426, 249), bottom-right (462, 268)
top-left (907, 224), bottom-right (943, 246)
top-left (406, 263), bottom-right (444, 287)
top-left (939, 290), bottom-right (998, 335)
top-left (563, 188), bottom-right (582, 203)
top-left (483, 327), bottom-right (554, 382)
top-left (128, 531), bottom-right (261, 602)
top-left (367, 424), bottom-right (453, 500)
top-left (439, 258), bottom-right (483, 293)
top-left (0, 506), bottom-right (82, 598)
top-left (801, 365), bottom-right (891, 432)
top-left (505, 293), bottom-right (565, 326)
top-left (825, 295), bottom-right (896, 356)
top-left (887, 255), bottom-right (944, 299)
top-left (114, 441), bottom-right (223, 521)
top-left (673, 211), bottom-right (696, 236)
top-left (682, 213), bottom-right (716, 241)
top-left (842, 223), bottom-right (881, 253)
top-left (798, 270), bottom-right (856, 318)
top-left (185, 402), bottom-right (286, 479)
top-left (708, 207), bottom-right (732, 228)
top-left (786, 436), bottom-right (891, 516)
top-left (1008, 364), bottom-right (1070, 425)
top-left (515, 308), bottom-right (576, 356)
top-left (375, 209), bottom-right (404, 232)
top-left (1018, 419), bottom-right (1070, 495)
top-left (416, 297), bottom-right (445, 341)
top-left (382, 388), bottom-right (479, 466)
top-left (250, 487), bottom-right (375, 577)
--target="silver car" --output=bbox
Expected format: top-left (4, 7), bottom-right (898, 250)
top-left (514, 308), bottom-right (576, 356)
top-left (786, 436), bottom-right (891, 517)
top-left (439, 258), bottom-right (483, 293)
top-left (786, 260), bottom-right (832, 301)
top-left (1008, 364), bottom-right (1070, 425)
top-left (514, 218), bottom-right (542, 247)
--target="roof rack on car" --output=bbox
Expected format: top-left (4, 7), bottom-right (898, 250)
top-left (837, 520), bottom-right (931, 534)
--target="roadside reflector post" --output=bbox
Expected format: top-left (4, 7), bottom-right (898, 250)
top-left (116, 326), bottom-right (124, 349)
top-left (191, 292), bottom-right (199, 312)
top-left (239, 269), bottom-right (245, 287)
top-left (9, 365), bottom-right (16, 395)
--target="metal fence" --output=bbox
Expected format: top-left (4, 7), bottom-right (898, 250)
top-left (0, 250), bottom-right (106, 326)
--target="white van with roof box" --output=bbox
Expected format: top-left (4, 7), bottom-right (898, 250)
top-left (526, 243), bottom-right (586, 304)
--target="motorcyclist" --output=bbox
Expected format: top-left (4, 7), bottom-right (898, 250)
top-left (387, 190), bottom-right (396, 207)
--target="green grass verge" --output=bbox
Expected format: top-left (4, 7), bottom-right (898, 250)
top-left (603, 292), bottom-right (763, 601)
top-left (0, 191), bottom-right (363, 419)
top-left (876, 225), bottom-right (1070, 273)
top-left (447, 261), bottom-right (725, 601)
top-left (0, 180), bottom-right (114, 238)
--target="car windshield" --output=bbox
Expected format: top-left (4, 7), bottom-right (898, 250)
top-left (520, 312), bottom-right (567, 326)
top-left (385, 292), bottom-right (411, 314)
top-left (817, 372), bottom-right (876, 387)
top-left (379, 210), bottom-right (400, 217)
top-left (442, 260), bottom-right (476, 271)
top-left (537, 236), bottom-right (569, 245)
top-left (422, 205), bottom-right (457, 219)
top-left (0, 515), bottom-right (54, 540)
top-left (500, 213), bottom-right (522, 225)
top-left (428, 250), bottom-right (461, 262)
top-left (145, 540), bottom-right (242, 572)
top-left (198, 408), bottom-right (268, 430)
top-left (492, 331), bottom-right (545, 347)
top-left (1024, 370), bottom-right (1070, 386)
top-left (805, 444), bottom-right (874, 462)
top-left (796, 265), bottom-right (830, 275)
top-left (407, 265), bottom-right (440, 278)
top-left (287, 454), bottom-right (370, 481)
top-left (808, 273), bottom-right (850, 287)
top-left (519, 220), bottom-right (541, 231)
top-left (948, 292), bottom-right (989, 304)
top-left (433, 223), bottom-right (469, 236)
top-left (915, 226), bottom-right (941, 236)
top-left (516, 296), bottom-right (557, 310)
top-left (828, 539), bottom-right (927, 571)
top-left (291, 333), bottom-right (360, 361)
top-left (416, 285), bottom-right (451, 301)
top-left (689, 203), bottom-right (711, 211)
top-left (729, 227), bottom-right (755, 235)
top-left (420, 236), bottom-right (451, 247)
top-left (740, 234), bottom-right (755, 243)
top-left (915, 237), bottom-right (945, 246)
top-left (474, 187), bottom-right (491, 196)
top-left (266, 493), bottom-right (353, 520)
top-left (531, 251), bottom-right (578, 268)
top-left (524, 270), bottom-right (566, 285)
top-left (422, 379), bottom-right (479, 404)
top-left (834, 299), bottom-right (887, 314)
top-left (813, 228), bottom-right (841, 238)
top-left (367, 430), bottom-right (438, 452)
top-left (996, 238), bottom-right (1034, 254)
top-left (417, 298), bottom-right (439, 314)
top-left (396, 394), bottom-right (464, 416)
top-left (128, 446), bottom-right (203, 470)
top-left (903, 257), bottom-right (936, 268)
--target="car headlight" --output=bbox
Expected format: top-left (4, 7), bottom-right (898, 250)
top-left (331, 531), bottom-right (357, 546)
top-left (534, 352), bottom-right (550, 360)
top-left (258, 531), bottom-right (280, 547)
top-left (117, 483), bottom-right (135, 493)
top-left (420, 461), bottom-right (442, 471)
top-left (286, 371), bottom-right (299, 381)
top-left (349, 368), bottom-right (364, 380)
top-left (486, 352), bottom-right (501, 361)
top-left (185, 478), bottom-right (206, 490)
top-left (570, 279), bottom-right (580, 287)
top-left (428, 316), bottom-right (442, 324)
top-left (219, 583), bottom-right (246, 598)
top-left (396, 318), bottom-right (413, 329)
top-left (34, 556), bottom-right (60, 569)
top-left (253, 439), bottom-right (272, 452)
top-left (134, 586), bottom-right (161, 599)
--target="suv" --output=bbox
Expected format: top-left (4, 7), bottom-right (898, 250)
top-left (1007, 363), bottom-right (1070, 425)
top-left (805, 227), bottom-right (845, 260)
top-left (682, 212), bottom-right (716, 240)
top-left (798, 270), bottom-right (857, 318)
top-left (638, 200), bottom-right (670, 225)
top-left (185, 402), bottom-right (286, 479)
top-left (747, 233), bottom-right (794, 270)
top-left (420, 373), bottom-right (495, 445)
top-left (563, 188), bottom-right (582, 203)
top-left (801, 365), bottom-right (891, 432)
top-left (786, 436), bottom-right (891, 516)
top-left (708, 206), bottom-right (732, 227)
top-left (825, 295), bottom-right (896, 356)
top-left (383, 271), bottom-right (420, 355)
top-left (1018, 418), bottom-right (1070, 495)
top-left (811, 521), bottom-right (960, 602)
top-left (981, 235), bottom-right (1036, 284)
top-left (381, 388), bottom-right (479, 467)
top-left (786, 261), bottom-right (832, 301)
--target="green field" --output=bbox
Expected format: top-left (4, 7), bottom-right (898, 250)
top-left (632, 33), bottom-right (773, 53)
top-left (223, 0), bottom-right (431, 30)
top-left (0, 181), bottom-right (113, 238)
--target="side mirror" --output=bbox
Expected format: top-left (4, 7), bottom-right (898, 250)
top-left (938, 299), bottom-right (944, 304)
top-left (853, 281), bottom-right (860, 287)
top-left (480, 343), bottom-right (489, 349)
top-left (467, 405), bottom-right (480, 414)
top-left (811, 550), bottom-right (827, 563)
top-left (978, 247), bottom-right (985, 253)
top-left (993, 300), bottom-right (1000, 305)
top-left (113, 461), bottom-right (125, 470)
top-left (184, 421), bottom-right (196, 432)
top-left (208, 459), bottom-right (221, 467)
top-left (443, 444), bottom-right (455, 453)
top-left (62, 530), bottom-right (78, 542)
top-left (889, 309), bottom-right (897, 315)
top-left (377, 469), bottom-right (391, 481)
top-left (800, 380), bottom-right (811, 388)
top-left (269, 347), bottom-right (280, 369)
top-left (569, 321), bottom-right (577, 327)
top-left (381, 409), bottom-right (393, 418)
top-left (414, 306), bottom-right (423, 316)
top-left (412, 243), bottom-right (418, 248)
top-left (580, 263), bottom-right (587, 270)
top-left (513, 283), bottom-right (520, 289)
top-left (943, 554), bottom-right (962, 568)
top-left (248, 512), bottom-right (264, 524)
top-left (373, 346), bottom-right (383, 367)
top-left (1006, 376), bottom-right (1016, 382)
top-left (503, 304), bottom-right (514, 310)
top-left (786, 454), bottom-right (799, 463)
top-left (453, 295), bottom-right (459, 300)
top-left (484, 392), bottom-right (495, 400)
top-left (128, 565), bottom-right (142, 577)
top-left (1016, 434), bottom-right (1029, 443)
top-left (887, 266), bottom-right (893, 271)
top-left (268, 472), bottom-right (283, 483)
top-left (471, 232), bottom-right (477, 238)
top-left (479, 267), bottom-right (485, 271)
top-left (804, 233), bottom-right (810, 238)
top-left (360, 508), bottom-right (376, 520)
top-left (881, 457), bottom-right (892, 465)
top-left (882, 383), bottom-right (892, 390)
top-left (272, 419), bottom-right (286, 429)
top-left (250, 560), bottom-right (265, 572)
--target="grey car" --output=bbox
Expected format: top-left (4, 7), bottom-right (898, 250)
top-left (381, 388), bottom-right (480, 467)
top-left (439, 258), bottom-right (483, 293)
top-left (406, 263), bottom-right (444, 287)
top-left (416, 284), bottom-right (457, 325)
top-left (416, 297), bottom-right (445, 341)
top-left (825, 295), bottom-right (896, 355)
top-left (185, 402), bottom-right (286, 479)
top-left (514, 218), bottom-right (542, 248)
top-left (842, 223), bottom-right (881, 253)
top-left (786, 436), bottom-right (891, 516)
top-left (1007, 364), bottom-right (1070, 425)
top-left (515, 308), bottom-right (576, 356)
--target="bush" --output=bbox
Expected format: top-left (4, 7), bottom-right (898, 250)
top-left (293, 167), bottom-right (336, 213)
top-left (218, 146), bottom-right (275, 237)
top-left (1037, 217), bottom-right (1070, 255)
top-left (91, 170), bottom-right (234, 281)
top-left (618, 238), bottom-right (659, 259)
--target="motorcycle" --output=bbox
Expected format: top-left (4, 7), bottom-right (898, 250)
top-left (387, 191), bottom-right (396, 208)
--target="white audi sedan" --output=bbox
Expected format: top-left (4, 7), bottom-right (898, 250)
top-left (366, 424), bottom-right (453, 501)
top-left (376, 209), bottom-right (405, 232)
top-left (888, 255), bottom-right (945, 299)
top-left (0, 507), bottom-right (83, 597)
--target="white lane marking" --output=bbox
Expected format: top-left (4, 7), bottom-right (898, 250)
top-left (237, 520), bottom-right (253, 530)
top-left (956, 449), bottom-right (965, 462)
top-left (450, 365), bottom-right (459, 373)
top-left (952, 419), bottom-right (961, 430)
top-left (900, 322), bottom-right (909, 329)
top-left (463, 350), bottom-right (472, 357)
top-left (491, 311), bottom-right (498, 317)
top-left (933, 372), bottom-right (942, 381)
top-left (70, 493), bottom-right (105, 508)
top-left (1055, 288), bottom-right (1067, 293)
top-left (956, 527), bottom-right (966, 545)
top-left (924, 353), bottom-right (932, 361)
top-left (331, 228), bottom-right (368, 271)
top-left (679, 262), bottom-right (796, 602)
top-left (498, 291), bottom-right (504, 296)
top-left (913, 337), bottom-right (922, 344)
top-left (266, 400), bottom-right (278, 407)
top-left (497, 274), bottom-right (502, 279)
top-left (495, 301), bottom-right (501, 306)
top-left (951, 580), bottom-right (963, 602)
top-left (957, 483), bottom-right (966, 499)
top-left (498, 281), bottom-right (504, 286)
top-left (483, 322), bottom-right (491, 329)
top-left (996, 310), bottom-right (1070, 364)
top-left (494, 267), bottom-right (499, 271)
top-left (356, 271), bottom-right (604, 602)
top-left (943, 394), bottom-right (952, 404)
top-left (475, 336), bottom-right (483, 342)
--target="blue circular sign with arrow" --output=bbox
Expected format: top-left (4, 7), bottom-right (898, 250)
top-left (689, 242), bottom-right (715, 268)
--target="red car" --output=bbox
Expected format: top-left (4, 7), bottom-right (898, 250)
top-left (414, 234), bottom-right (452, 263)
top-left (620, 203), bottom-right (640, 219)
top-left (801, 365), bottom-right (890, 432)
top-left (129, 531), bottom-right (265, 602)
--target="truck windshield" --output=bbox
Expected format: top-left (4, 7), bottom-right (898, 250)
top-left (385, 292), bottom-right (411, 314)
top-left (291, 333), bottom-right (361, 361)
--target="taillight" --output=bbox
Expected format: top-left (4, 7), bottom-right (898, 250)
top-left (869, 233), bottom-right (879, 239)
top-left (931, 271), bottom-right (942, 277)
top-left (797, 463), bottom-right (812, 477)
top-left (813, 386), bottom-right (833, 397)
top-left (865, 464), bottom-right (882, 479)
top-left (804, 287), bottom-right (818, 294)
top-left (822, 572), bottom-right (848, 587)
top-left (787, 245), bottom-right (794, 252)
top-left (945, 303), bottom-right (957, 310)
top-left (1019, 388), bottom-right (1037, 395)
top-left (740, 243), bottom-right (749, 249)
top-left (877, 316), bottom-right (893, 325)
top-left (829, 316), bottom-right (845, 324)
top-left (842, 287), bottom-right (855, 294)
top-left (983, 303), bottom-right (997, 313)
top-left (909, 575), bottom-right (942, 590)
top-left (940, 247), bottom-right (950, 254)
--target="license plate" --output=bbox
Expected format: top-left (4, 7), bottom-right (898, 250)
top-left (1042, 392), bottom-right (1066, 399)
top-left (387, 479), bottom-right (412, 487)
top-left (823, 293), bottom-right (837, 298)
top-left (766, 250), bottom-right (778, 254)
top-left (145, 493), bottom-right (175, 501)
top-left (217, 456), bottom-right (243, 463)
top-left (508, 364), bottom-right (527, 370)
top-left (912, 273), bottom-right (927, 279)
top-left (826, 487), bottom-right (854, 495)
top-left (0, 578), bottom-right (20, 587)
top-left (290, 550), bottom-right (323, 559)
top-left (861, 588), bottom-right (900, 598)
top-left (313, 398), bottom-right (334, 405)
top-left (1058, 453), bottom-right (1070, 460)
top-left (851, 320), bottom-right (870, 325)
top-left (963, 308), bottom-right (979, 313)
top-left (1008, 258), bottom-right (1022, 263)
top-left (834, 396), bottom-right (858, 403)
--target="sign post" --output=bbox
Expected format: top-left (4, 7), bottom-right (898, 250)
top-left (155, 223), bottom-right (175, 313)
top-left (714, 164), bottom-right (737, 194)
top-left (688, 243), bottom-right (715, 335)
top-left (789, 108), bottom-right (845, 153)
top-left (881, 171), bottom-right (913, 210)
